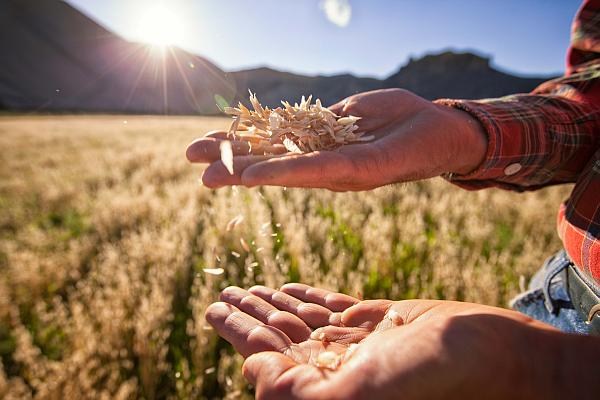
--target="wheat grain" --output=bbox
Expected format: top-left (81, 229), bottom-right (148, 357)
top-left (223, 91), bottom-right (374, 153)
top-left (219, 140), bottom-right (234, 175)
top-left (239, 238), bottom-right (250, 252)
top-left (387, 309), bottom-right (402, 325)
top-left (315, 351), bottom-right (340, 370)
top-left (203, 268), bottom-right (225, 276)
top-left (226, 215), bottom-right (244, 231)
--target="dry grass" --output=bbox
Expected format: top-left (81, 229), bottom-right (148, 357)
top-left (0, 115), bottom-right (570, 399)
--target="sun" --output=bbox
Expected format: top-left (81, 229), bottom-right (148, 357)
top-left (134, 5), bottom-right (184, 47)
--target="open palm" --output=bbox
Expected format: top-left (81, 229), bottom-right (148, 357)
top-left (206, 283), bottom-right (398, 399)
top-left (206, 283), bottom-right (556, 400)
top-left (186, 89), bottom-right (486, 191)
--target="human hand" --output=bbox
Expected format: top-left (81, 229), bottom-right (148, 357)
top-left (205, 283), bottom-right (569, 400)
top-left (186, 89), bottom-right (487, 190)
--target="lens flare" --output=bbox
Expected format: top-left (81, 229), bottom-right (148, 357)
top-left (134, 4), bottom-right (184, 47)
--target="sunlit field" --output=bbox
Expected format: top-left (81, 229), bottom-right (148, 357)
top-left (0, 115), bottom-right (570, 399)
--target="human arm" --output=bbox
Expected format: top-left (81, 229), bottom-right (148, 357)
top-left (187, 2), bottom-right (600, 192)
top-left (186, 88), bottom-right (488, 191)
top-left (436, 0), bottom-right (600, 191)
top-left (205, 284), bottom-right (600, 400)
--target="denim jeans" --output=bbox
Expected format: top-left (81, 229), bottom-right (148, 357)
top-left (510, 250), bottom-right (597, 335)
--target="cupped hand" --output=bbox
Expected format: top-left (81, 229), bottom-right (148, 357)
top-left (186, 89), bottom-right (487, 191)
top-left (205, 284), bottom-right (559, 400)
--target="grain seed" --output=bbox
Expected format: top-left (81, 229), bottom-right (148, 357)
top-left (219, 140), bottom-right (234, 175)
top-left (315, 351), bottom-right (339, 370)
top-left (226, 215), bottom-right (244, 231)
top-left (223, 92), bottom-right (371, 153)
top-left (240, 238), bottom-right (250, 252)
top-left (203, 268), bottom-right (224, 275)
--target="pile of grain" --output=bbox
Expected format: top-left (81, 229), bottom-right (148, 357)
top-left (223, 92), bottom-right (373, 154)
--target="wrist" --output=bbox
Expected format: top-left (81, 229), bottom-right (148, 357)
top-left (435, 104), bottom-right (488, 175)
top-left (514, 324), bottom-right (600, 398)
top-left (545, 330), bottom-right (600, 398)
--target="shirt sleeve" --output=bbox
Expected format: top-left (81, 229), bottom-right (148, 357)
top-left (434, 0), bottom-right (600, 192)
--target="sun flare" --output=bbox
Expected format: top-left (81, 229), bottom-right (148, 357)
top-left (134, 5), bottom-right (184, 47)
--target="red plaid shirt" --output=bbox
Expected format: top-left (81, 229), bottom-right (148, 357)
top-left (435, 0), bottom-right (600, 287)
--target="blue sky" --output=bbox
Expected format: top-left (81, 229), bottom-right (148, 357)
top-left (67, 0), bottom-right (581, 78)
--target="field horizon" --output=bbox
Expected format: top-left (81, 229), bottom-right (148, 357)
top-left (0, 115), bottom-right (570, 399)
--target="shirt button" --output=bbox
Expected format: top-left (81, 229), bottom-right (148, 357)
top-left (504, 163), bottom-right (522, 176)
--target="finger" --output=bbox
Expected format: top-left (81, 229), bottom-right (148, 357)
top-left (220, 287), bottom-right (311, 343)
top-left (243, 352), bottom-right (324, 399)
top-left (205, 302), bottom-right (292, 357)
top-left (205, 130), bottom-right (287, 147)
top-left (201, 154), bottom-right (279, 188)
top-left (328, 101), bottom-right (345, 115)
top-left (280, 283), bottom-right (359, 312)
top-left (186, 137), bottom-right (256, 163)
top-left (186, 137), bottom-right (247, 163)
top-left (309, 326), bottom-right (370, 345)
top-left (340, 300), bottom-right (394, 329)
top-left (240, 151), bottom-right (356, 189)
top-left (186, 137), bottom-right (286, 163)
top-left (242, 351), bottom-right (297, 388)
top-left (249, 285), bottom-right (342, 328)
top-left (203, 130), bottom-right (229, 139)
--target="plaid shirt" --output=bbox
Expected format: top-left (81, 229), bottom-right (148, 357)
top-left (435, 0), bottom-right (600, 287)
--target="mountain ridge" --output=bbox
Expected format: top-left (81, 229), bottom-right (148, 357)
top-left (1, 0), bottom-right (553, 114)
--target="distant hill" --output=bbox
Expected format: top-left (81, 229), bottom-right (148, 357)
top-left (0, 0), bottom-right (236, 114)
top-left (0, 0), bottom-right (554, 114)
top-left (383, 52), bottom-right (549, 100)
top-left (230, 67), bottom-right (382, 108)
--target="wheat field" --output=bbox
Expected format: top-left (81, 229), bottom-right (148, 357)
top-left (0, 115), bottom-right (570, 399)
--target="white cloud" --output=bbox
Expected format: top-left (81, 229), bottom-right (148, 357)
top-left (320, 0), bottom-right (352, 28)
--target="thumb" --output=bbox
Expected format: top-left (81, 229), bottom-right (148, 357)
top-left (243, 351), bottom-right (340, 399)
top-left (242, 351), bottom-right (296, 388)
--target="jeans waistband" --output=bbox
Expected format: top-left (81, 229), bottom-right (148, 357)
top-left (542, 251), bottom-right (572, 315)
top-left (543, 250), bottom-right (600, 335)
top-left (566, 265), bottom-right (600, 335)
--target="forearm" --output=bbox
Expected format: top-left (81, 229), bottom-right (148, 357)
top-left (518, 325), bottom-right (600, 399)
top-left (433, 103), bottom-right (488, 175)
top-left (550, 331), bottom-right (600, 399)
top-left (434, 95), bottom-right (600, 191)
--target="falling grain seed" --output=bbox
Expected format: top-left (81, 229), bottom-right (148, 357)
top-left (220, 140), bottom-right (234, 175)
top-left (203, 268), bottom-right (224, 275)
top-left (231, 251), bottom-right (241, 258)
top-left (226, 214), bottom-right (244, 231)
top-left (240, 238), bottom-right (250, 252)
top-left (256, 247), bottom-right (264, 253)
top-left (205, 367), bottom-right (216, 374)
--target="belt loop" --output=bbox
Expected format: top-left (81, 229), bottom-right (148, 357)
top-left (543, 251), bottom-right (570, 314)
